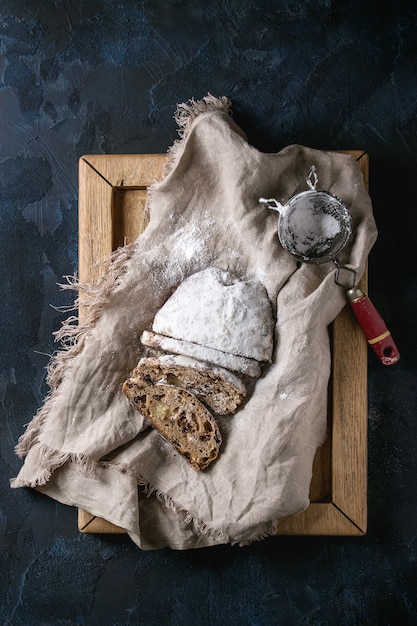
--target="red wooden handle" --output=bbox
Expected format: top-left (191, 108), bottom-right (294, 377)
top-left (346, 288), bottom-right (400, 365)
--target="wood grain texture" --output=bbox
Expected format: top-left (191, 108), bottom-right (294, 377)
top-left (78, 151), bottom-right (368, 537)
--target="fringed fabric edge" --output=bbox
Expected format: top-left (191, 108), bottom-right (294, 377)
top-left (10, 443), bottom-right (71, 488)
top-left (91, 458), bottom-right (230, 544)
top-left (14, 243), bottom-right (136, 459)
top-left (11, 441), bottom-right (101, 489)
top-left (139, 476), bottom-right (230, 544)
top-left (233, 521), bottom-right (281, 547)
top-left (163, 93), bottom-right (232, 176)
top-left (49, 243), bottom-right (137, 389)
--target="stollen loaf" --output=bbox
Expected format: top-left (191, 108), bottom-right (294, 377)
top-left (151, 267), bottom-right (274, 363)
top-left (125, 267), bottom-right (272, 468)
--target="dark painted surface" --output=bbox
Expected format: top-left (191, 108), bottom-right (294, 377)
top-left (1, 1), bottom-right (416, 624)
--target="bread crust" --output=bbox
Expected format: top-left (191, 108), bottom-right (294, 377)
top-left (122, 380), bottom-right (222, 471)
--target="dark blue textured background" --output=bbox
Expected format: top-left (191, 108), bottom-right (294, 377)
top-left (1, 1), bottom-right (416, 624)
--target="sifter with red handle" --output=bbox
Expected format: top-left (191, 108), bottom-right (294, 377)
top-left (260, 165), bottom-right (400, 366)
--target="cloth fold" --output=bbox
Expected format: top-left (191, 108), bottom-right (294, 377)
top-left (11, 94), bottom-right (377, 549)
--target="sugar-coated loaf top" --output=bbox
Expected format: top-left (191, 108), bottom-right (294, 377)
top-left (152, 267), bottom-right (274, 362)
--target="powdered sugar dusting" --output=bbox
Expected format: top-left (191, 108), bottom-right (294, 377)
top-left (152, 266), bottom-right (275, 363)
top-left (286, 201), bottom-right (341, 257)
top-left (171, 217), bottom-right (216, 262)
top-left (157, 216), bottom-right (217, 286)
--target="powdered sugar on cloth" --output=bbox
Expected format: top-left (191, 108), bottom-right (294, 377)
top-left (11, 95), bottom-right (377, 549)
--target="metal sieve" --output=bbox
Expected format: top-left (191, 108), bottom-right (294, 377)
top-left (260, 166), bottom-right (400, 366)
top-left (260, 167), bottom-right (352, 264)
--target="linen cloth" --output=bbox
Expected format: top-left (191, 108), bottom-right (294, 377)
top-left (11, 96), bottom-right (377, 549)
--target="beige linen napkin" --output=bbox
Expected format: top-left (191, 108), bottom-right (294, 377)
top-left (11, 95), bottom-right (377, 549)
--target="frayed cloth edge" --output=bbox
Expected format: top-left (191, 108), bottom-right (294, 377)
top-left (145, 482), bottom-right (229, 544)
top-left (48, 243), bottom-right (136, 389)
top-left (232, 520), bottom-right (281, 546)
top-left (78, 458), bottom-right (229, 543)
top-left (12, 446), bottom-right (281, 548)
top-left (143, 94), bottom-right (233, 222)
top-left (163, 93), bottom-right (232, 177)
top-left (11, 443), bottom-right (100, 488)
top-left (136, 474), bottom-right (282, 547)
top-left (14, 244), bottom-right (136, 458)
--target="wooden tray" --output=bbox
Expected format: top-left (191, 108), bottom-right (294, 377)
top-left (78, 151), bottom-right (369, 537)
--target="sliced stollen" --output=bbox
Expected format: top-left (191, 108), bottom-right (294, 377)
top-left (141, 330), bottom-right (261, 378)
top-left (122, 379), bottom-right (222, 471)
top-left (132, 354), bottom-right (246, 415)
top-left (151, 267), bottom-right (275, 365)
top-left (127, 267), bottom-right (274, 470)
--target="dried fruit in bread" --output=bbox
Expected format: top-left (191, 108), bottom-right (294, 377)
top-left (122, 380), bottom-right (222, 471)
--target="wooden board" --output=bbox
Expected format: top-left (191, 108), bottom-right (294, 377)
top-left (78, 151), bottom-right (369, 537)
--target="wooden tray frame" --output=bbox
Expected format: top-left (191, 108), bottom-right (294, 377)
top-left (77, 151), bottom-right (369, 537)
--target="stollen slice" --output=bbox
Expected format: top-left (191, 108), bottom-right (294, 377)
top-left (140, 330), bottom-right (261, 378)
top-left (132, 354), bottom-right (246, 414)
top-left (122, 379), bottom-right (222, 471)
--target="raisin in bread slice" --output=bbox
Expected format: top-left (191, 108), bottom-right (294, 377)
top-left (122, 380), bottom-right (222, 471)
top-left (132, 354), bottom-right (246, 414)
